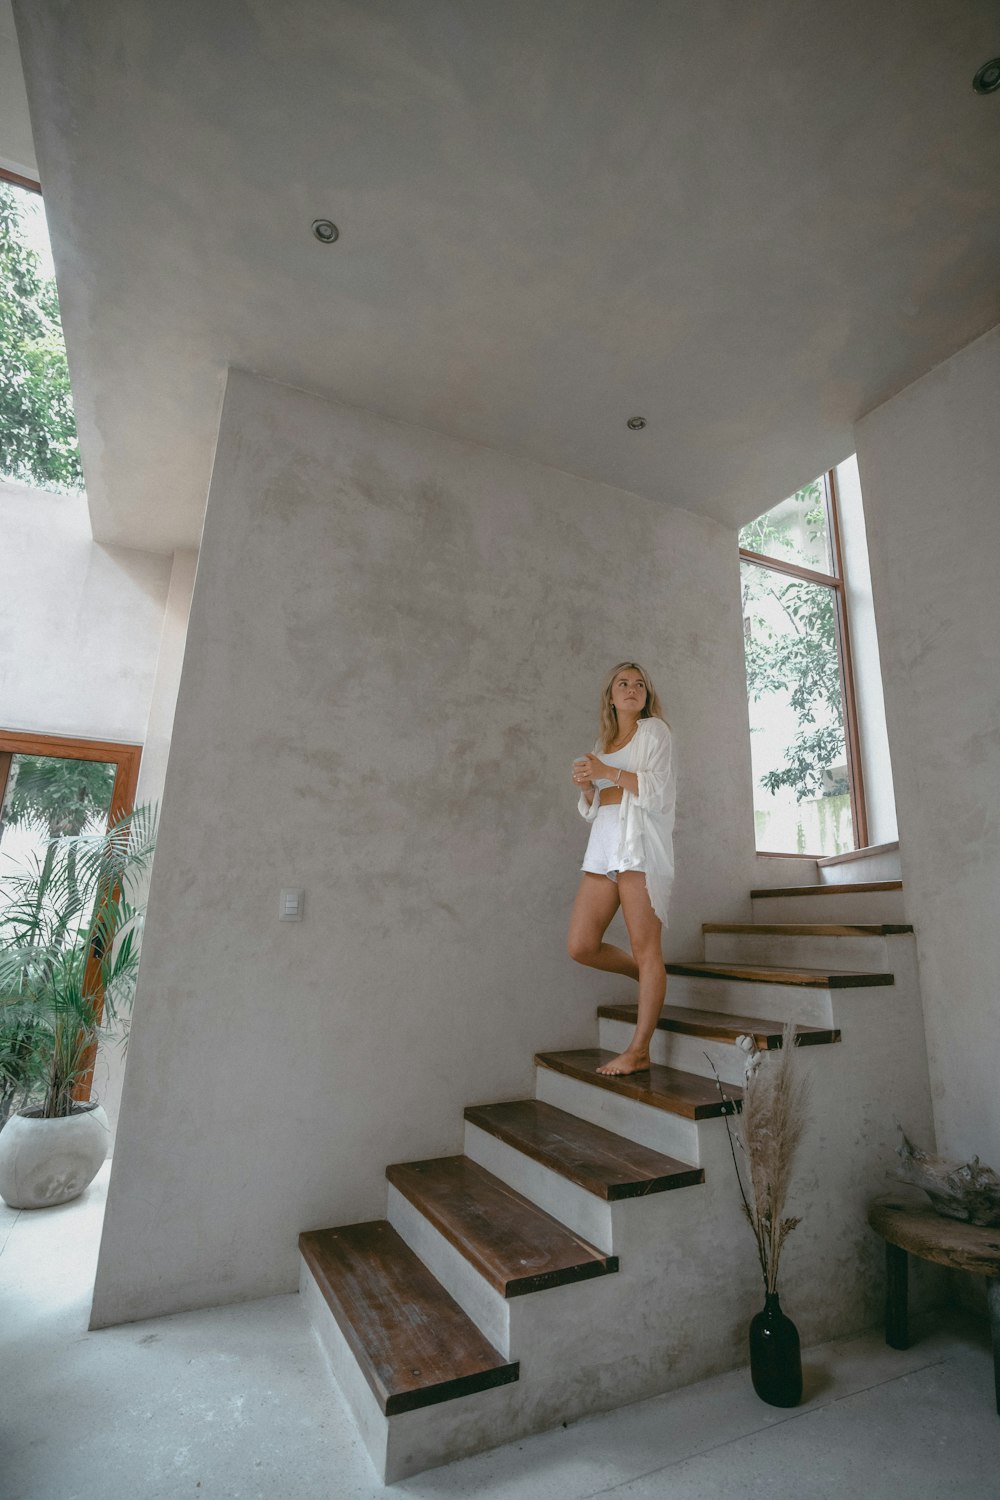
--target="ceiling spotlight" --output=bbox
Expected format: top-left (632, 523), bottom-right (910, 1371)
top-left (973, 57), bottom-right (1000, 94)
top-left (627, 416), bottom-right (647, 431)
top-left (311, 219), bottom-right (339, 243)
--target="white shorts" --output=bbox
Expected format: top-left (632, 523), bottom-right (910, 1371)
top-left (581, 804), bottom-right (645, 882)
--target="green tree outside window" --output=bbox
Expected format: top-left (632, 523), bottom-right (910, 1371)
top-left (0, 182), bottom-right (84, 492)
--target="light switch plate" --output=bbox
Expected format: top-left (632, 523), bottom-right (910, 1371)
top-left (280, 888), bottom-right (304, 921)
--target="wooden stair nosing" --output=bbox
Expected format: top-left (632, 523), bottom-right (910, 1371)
top-left (750, 880), bottom-right (903, 898)
top-left (535, 1050), bottom-right (741, 1120)
top-left (702, 921), bottom-right (913, 937)
top-left (666, 959), bottom-right (893, 989)
top-left (299, 1221), bottom-right (519, 1416)
top-left (464, 1098), bottom-right (704, 1201)
top-left (385, 1156), bottom-right (618, 1298)
top-left (598, 1003), bottom-right (841, 1050)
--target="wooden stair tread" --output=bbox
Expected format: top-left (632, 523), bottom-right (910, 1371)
top-left (464, 1099), bottom-right (703, 1201)
top-left (299, 1221), bottom-right (518, 1416)
top-left (703, 922), bottom-right (913, 936)
top-left (667, 959), bottom-right (892, 988)
top-left (536, 1050), bottom-right (741, 1120)
top-left (598, 1003), bottom-right (840, 1049)
top-left (385, 1156), bottom-right (618, 1297)
top-left (750, 880), bottom-right (903, 898)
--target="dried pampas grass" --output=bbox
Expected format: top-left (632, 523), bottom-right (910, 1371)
top-left (710, 1023), bottom-right (809, 1295)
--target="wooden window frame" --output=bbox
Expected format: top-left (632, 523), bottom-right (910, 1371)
top-left (0, 165), bottom-right (41, 195)
top-left (0, 730), bottom-right (143, 1101)
top-left (0, 730), bottom-right (141, 822)
top-left (740, 470), bottom-right (869, 855)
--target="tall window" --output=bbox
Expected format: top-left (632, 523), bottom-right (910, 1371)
top-left (740, 471), bottom-right (866, 856)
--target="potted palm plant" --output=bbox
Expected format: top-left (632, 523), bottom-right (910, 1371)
top-left (0, 803), bottom-right (156, 1208)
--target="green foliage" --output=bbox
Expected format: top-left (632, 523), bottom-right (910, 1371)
top-left (0, 756), bottom-right (116, 839)
top-left (742, 483), bottom-right (846, 803)
top-left (739, 480), bottom-right (825, 561)
top-left (0, 804), bottom-right (156, 1124)
top-left (0, 182), bottom-right (84, 491)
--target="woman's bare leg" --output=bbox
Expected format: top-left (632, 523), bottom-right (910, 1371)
top-left (567, 874), bottom-right (639, 980)
top-left (596, 871), bottom-right (665, 1076)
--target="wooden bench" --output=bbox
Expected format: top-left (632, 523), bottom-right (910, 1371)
top-left (868, 1188), bottom-right (1000, 1414)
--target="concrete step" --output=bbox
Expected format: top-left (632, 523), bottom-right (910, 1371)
top-left (597, 1003), bottom-right (840, 1088)
top-left (817, 842), bottom-right (901, 884)
top-left (299, 1222), bottom-right (519, 1482)
top-left (702, 922), bottom-right (912, 970)
top-left (463, 1099), bottom-right (702, 1252)
top-left (750, 880), bottom-right (905, 924)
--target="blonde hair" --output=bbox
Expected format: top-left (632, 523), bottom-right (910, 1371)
top-left (598, 661), bottom-right (667, 751)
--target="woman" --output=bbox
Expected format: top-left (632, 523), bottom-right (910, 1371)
top-left (567, 661), bottom-right (676, 1076)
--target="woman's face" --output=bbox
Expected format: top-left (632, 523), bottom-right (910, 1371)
top-left (610, 669), bottom-right (647, 716)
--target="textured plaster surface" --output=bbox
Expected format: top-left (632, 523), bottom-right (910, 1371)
top-left (13, 1), bottom-right (1000, 550)
top-left (92, 370), bottom-right (756, 1326)
top-left (856, 324), bottom-right (1000, 1167)
top-left (6, 1165), bottom-right (1000, 1499)
top-left (95, 548), bottom-right (200, 1150)
top-left (0, 480), bottom-right (170, 741)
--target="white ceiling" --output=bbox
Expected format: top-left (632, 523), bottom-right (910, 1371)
top-left (11, 1), bottom-right (1000, 552)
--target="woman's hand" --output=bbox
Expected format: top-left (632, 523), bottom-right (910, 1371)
top-left (581, 753), bottom-right (608, 783)
top-left (572, 757), bottom-right (594, 789)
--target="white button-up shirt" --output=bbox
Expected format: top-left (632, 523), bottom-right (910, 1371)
top-left (578, 717), bottom-right (677, 926)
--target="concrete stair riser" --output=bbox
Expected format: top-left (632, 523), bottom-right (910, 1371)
top-left (386, 1182), bottom-right (512, 1355)
top-left (751, 888), bottom-right (906, 923)
top-left (703, 931), bottom-right (893, 970)
top-left (665, 972), bottom-right (838, 1026)
top-left (462, 1119), bottom-right (614, 1253)
top-left (598, 1015), bottom-right (746, 1089)
top-left (300, 1259), bottom-right (391, 1476)
top-left (534, 1061), bottom-right (703, 1164)
top-left (818, 852), bottom-right (901, 885)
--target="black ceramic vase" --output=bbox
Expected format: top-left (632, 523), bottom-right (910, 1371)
top-left (749, 1292), bottom-right (802, 1407)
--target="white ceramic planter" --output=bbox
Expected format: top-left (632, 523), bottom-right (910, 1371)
top-left (0, 1104), bottom-right (109, 1209)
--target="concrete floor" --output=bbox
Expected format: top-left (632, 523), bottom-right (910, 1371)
top-left (2, 1165), bottom-right (999, 1500)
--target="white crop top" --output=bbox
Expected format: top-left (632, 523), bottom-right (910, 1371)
top-left (592, 742), bottom-right (633, 790)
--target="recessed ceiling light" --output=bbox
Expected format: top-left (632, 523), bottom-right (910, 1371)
top-left (627, 416), bottom-right (647, 431)
top-left (973, 57), bottom-right (1000, 94)
top-left (311, 219), bottom-right (339, 243)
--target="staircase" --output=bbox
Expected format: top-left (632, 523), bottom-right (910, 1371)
top-left (300, 849), bottom-right (935, 1482)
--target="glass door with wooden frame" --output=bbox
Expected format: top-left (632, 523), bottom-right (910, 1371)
top-left (0, 731), bottom-right (142, 1108)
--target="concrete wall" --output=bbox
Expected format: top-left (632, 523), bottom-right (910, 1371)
top-left (856, 323), bottom-right (1000, 1166)
top-left (91, 370), bottom-right (757, 1327)
top-left (0, 480), bottom-right (170, 742)
top-left (0, 480), bottom-right (193, 1141)
top-left (96, 548), bottom-right (199, 1146)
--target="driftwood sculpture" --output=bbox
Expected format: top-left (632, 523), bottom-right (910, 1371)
top-left (895, 1132), bottom-right (1000, 1227)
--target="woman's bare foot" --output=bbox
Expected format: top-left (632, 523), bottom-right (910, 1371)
top-left (596, 1048), bottom-right (651, 1076)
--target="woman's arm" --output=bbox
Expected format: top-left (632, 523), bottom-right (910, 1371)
top-left (632, 720), bottom-right (674, 811)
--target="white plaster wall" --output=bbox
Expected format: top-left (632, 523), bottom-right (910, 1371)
top-left (0, 481), bottom-right (170, 742)
top-left (92, 371), bottom-right (757, 1326)
top-left (95, 549), bottom-right (199, 1147)
top-left (855, 323), bottom-right (1000, 1165)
